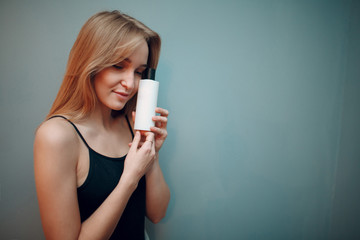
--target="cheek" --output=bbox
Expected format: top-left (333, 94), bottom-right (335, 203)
top-left (93, 80), bottom-right (105, 98)
top-left (132, 80), bottom-right (140, 94)
top-left (93, 72), bottom-right (115, 93)
top-left (93, 78), bottom-right (112, 102)
top-left (129, 88), bottom-right (138, 100)
top-left (127, 81), bottom-right (139, 100)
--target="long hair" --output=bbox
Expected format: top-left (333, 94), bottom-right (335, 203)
top-left (47, 10), bottom-right (161, 121)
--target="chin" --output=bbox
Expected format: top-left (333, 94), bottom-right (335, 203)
top-left (112, 105), bottom-right (126, 111)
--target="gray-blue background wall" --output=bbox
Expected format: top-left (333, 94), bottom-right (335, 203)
top-left (0, 0), bottom-right (359, 239)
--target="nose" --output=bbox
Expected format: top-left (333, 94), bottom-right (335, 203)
top-left (120, 70), bottom-right (135, 91)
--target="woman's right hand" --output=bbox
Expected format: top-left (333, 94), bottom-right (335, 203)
top-left (122, 131), bottom-right (156, 183)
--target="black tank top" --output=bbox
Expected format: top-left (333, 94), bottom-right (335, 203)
top-left (50, 115), bottom-right (146, 240)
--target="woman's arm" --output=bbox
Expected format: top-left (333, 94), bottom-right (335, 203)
top-left (145, 153), bottom-right (170, 223)
top-left (34, 119), bottom-right (154, 239)
top-left (146, 107), bottom-right (170, 223)
top-left (130, 108), bottom-right (170, 223)
top-left (34, 119), bottom-right (82, 239)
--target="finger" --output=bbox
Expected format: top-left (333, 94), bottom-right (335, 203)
top-left (130, 131), bottom-right (141, 150)
top-left (140, 132), bottom-right (155, 146)
top-left (152, 116), bottom-right (168, 123)
top-left (135, 142), bottom-right (145, 148)
top-left (140, 134), bottom-right (154, 151)
top-left (145, 132), bottom-right (156, 153)
top-left (150, 126), bottom-right (167, 138)
top-left (153, 115), bottom-right (167, 128)
top-left (130, 140), bottom-right (148, 148)
top-left (143, 131), bottom-right (155, 142)
top-left (155, 107), bottom-right (169, 117)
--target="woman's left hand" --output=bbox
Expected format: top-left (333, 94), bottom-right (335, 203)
top-left (132, 107), bottom-right (169, 153)
top-left (150, 107), bottom-right (169, 152)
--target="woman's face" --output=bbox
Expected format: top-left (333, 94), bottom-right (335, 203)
top-left (94, 39), bottom-right (149, 111)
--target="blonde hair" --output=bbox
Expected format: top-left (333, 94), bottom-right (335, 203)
top-left (47, 10), bottom-right (161, 121)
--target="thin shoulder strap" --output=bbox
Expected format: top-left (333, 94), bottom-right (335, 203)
top-left (125, 115), bottom-right (134, 138)
top-left (48, 115), bottom-right (91, 149)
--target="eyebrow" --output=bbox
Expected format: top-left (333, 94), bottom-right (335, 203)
top-left (123, 58), bottom-right (147, 68)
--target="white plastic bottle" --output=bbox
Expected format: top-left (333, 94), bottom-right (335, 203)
top-left (134, 68), bottom-right (159, 131)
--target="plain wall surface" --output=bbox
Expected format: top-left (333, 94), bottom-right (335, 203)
top-left (330, 1), bottom-right (360, 239)
top-left (0, 0), bottom-right (359, 239)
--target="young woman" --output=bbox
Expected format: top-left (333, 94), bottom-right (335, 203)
top-left (34, 10), bottom-right (170, 240)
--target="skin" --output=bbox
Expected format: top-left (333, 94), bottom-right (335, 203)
top-left (34, 39), bottom-right (170, 240)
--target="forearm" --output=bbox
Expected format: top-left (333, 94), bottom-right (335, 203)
top-left (145, 154), bottom-right (170, 223)
top-left (78, 176), bottom-right (138, 240)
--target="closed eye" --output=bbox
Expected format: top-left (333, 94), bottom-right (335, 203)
top-left (112, 65), bottom-right (124, 70)
top-left (135, 67), bottom-right (146, 77)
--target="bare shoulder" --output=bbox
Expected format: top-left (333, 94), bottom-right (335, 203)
top-left (34, 117), bottom-right (81, 239)
top-left (34, 117), bottom-right (80, 167)
top-left (36, 117), bottom-right (78, 145)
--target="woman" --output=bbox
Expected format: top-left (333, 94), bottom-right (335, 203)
top-left (34, 10), bottom-right (170, 239)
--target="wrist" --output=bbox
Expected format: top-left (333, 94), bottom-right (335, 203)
top-left (146, 155), bottom-right (160, 177)
top-left (118, 173), bottom-right (139, 192)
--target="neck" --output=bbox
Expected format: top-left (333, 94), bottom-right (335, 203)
top-left (88, 103), bottom-right (120, 130)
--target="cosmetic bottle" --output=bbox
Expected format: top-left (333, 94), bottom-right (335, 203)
top-left (134, 68), bottom-right (159, 131)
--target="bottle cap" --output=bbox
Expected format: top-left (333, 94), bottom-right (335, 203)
top-left (142, 68), bottom-right (156, 80)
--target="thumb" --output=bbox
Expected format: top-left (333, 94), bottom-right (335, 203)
top-left (130, 131), bottom-right (141, 150)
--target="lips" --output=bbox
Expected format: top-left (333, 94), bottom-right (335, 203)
top-left (114, 91), bottom-right (129, 100)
